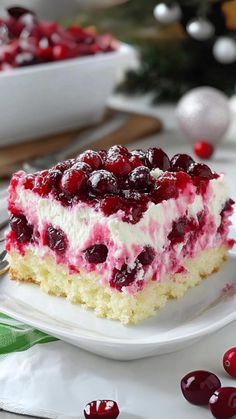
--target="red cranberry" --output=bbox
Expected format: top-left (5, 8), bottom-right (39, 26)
top-left (168, 218), bottom-right (187, 245)
top-left (110, 264), bottom-right (137, 290)
top-left (47, 169), bottom-right (62, 187)
top-left (130, 154), bottom-right (144, 168)
top-left (151, 173), bottom-right (178, 204)
top-left (84, 244), bottom-right (108, 264)
top-left (223, 348), bottom-right (236, 378)
top-left (146, 148), bottom-right (170, 171)
top-left (171, 154), bottom-right (194, 171)
top-left (128, 166), bottom-right (152, 191)
top-left (209, 387), bottom-right (236, 419)
top-left (10, 214), bottom-right (33, 243)
top-left (61, 168), bottom-right (88, 196)
top-left (52, 44), bottom-right (72, 61)
top-left (181, 370), bottom-right (221, 406)
top-left (100, 196), bottom-right (125, 216)
top-left (194, 140), bottom-right (214, 160)
top-left (137, 246), bottom-right (155, 265)
top-left (97, 150), bottom-right (107, 164)
top-left (45, 226), bottom-right (67, 254)
top-left (0, 40), bottom-right (20, 63)
top-left (131, 149), bottom-right (147, 166)
top-left (107, 145), bottom-right (129, 157)
top-left (7, 6), bottom-right (34, 19)
top-left (15, 51), bottom-right (38, 67)
top-left (33, 171), bottom-right (52, 196)
top-left (78, 150), bottom-right (102, 170)
top-left (71, 162), bottom-right (93, 175)
top-left (84, 400), bottom-right (119, 419)
top-left (188, 162), bottom-right (213, 179)
top-left (54, 161), bottom-right (71, 172)
top-left (104, 154), bottom-right (132, 177)
top-left (88, 170), bottom-right (118, 196)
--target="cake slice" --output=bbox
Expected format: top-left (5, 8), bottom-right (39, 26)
top-left (6, 146), bottom-right (234, 324)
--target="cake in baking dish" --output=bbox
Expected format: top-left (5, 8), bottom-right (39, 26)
top-left (6, 146), bottom-right (234, 324)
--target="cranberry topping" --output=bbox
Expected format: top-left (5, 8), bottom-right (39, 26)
top-left (151, 173), bottom-right (178, 204)
top-left (194, 140), bottom-right (214, 160)
top-left (84, 400), bottom-right (119, 419)
top-left (84, 244), bottom-right (108, 264)
top-left (71, 162), bottom-right (92, 175)
top-left (100, 196), bottom-right (125, 216)
top-left (188, 162), bottom-right (214, 179)
top-left (78, 150), bottom-right (102, 170)
top-left (137, 246), bottom-right (155, 266)
top-left (45, 226), bottom-right (67, 254)
top-left (7, 7), bottom-right (34, 19)
top-left (128, 166), bottom-right (152, 191)
top-left (168, 217), bottom-right (187, 245)
top-left (33, 170), bottom-right (61, 196)
top-left (54, 161), bottom-right (72, 172)
top-left (110, 264), bottom-right (138, 290)
top-left (171, 153), bottom-right (194, 172)
top-left (107, 145), bottom-right (129, 157)
top-left (146, 147), bottom-right (171, 171)
top-left (221, 198), bottom-right (235, 215)
top-left (61, 168), bottom-right (88, 196)
top-left (130, 154), bottom-right (144, 168)
top-left (223, 347), bottom-right (236, 378)
top-left (175, 171), bottom-right (191, 190)
top-left (88, 170), bottom-right (118, 196)
top-left (97, 150), bottom-right (107, 164)
top-left (209, 387), bottom-right (236, 419)
top-left (181, 370), bottom-right (221, 406)
top-left (10, 214), bottom-right (33, 243)
top-left (104, 154), bottom-right (132, 177)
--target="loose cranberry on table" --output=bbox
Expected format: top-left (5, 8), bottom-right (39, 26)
top-left (194, 141), bottom-right (214, 160)
top-left (223, 347), bottom-right (236, 378)
top-left (180, 370), bottom-right (221, 405)
top-left (84, 400), bottom-right (119, 419)
top-left (209, 387), bottom-right (236, 419)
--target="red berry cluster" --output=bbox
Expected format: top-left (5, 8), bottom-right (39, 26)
top-left (181, 347), bottom-right (236, 418)
top-left (0, 7), bottom-right (116, 72)
top-left (20, 146), bottom-right (216, 225)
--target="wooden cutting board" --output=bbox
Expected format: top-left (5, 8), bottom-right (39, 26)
top-left (0, 111), bottom-right (163, 177)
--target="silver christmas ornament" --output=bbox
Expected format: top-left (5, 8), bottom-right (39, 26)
top-left (213, 37), bottom-right (236, 64)
top-left (176, 87), bottom-right (231, 144)
top-left (186, 18), bottom-right (215, 41)
top-left (153, 2), bottom-right (181, 25)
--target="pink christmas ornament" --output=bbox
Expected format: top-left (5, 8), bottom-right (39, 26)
top-left (176, 87), bottom-right (231, 144)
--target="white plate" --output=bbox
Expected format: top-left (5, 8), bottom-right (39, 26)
top-left (0, 225), bottom-right (235, 360)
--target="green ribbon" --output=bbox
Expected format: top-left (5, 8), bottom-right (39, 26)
top-left (0, 312), bottom-right (57, 355)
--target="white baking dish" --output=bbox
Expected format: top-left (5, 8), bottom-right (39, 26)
top-left (0, 43), bottom-right (136, 146)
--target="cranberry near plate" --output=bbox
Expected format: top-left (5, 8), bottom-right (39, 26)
top-left (5, 145), bottom-right (235, 325)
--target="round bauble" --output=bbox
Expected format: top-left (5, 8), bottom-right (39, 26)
top-left (186, 18), bottom-right (215, 41)
top-left (176, 87), bottom-right (231, 144)
top-left (153, 2), bottom-right (181, 25)
top-left (213, 37), bottom-right (236, 64)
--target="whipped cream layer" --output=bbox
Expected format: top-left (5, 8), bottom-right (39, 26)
top-left (6, 172), bottom-right (232, 294)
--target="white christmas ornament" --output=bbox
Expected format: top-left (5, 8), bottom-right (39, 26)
top-left (176, 87), bottom-right (231, 144)
top-left (213, 37), bottom-right (236, 64)
top-left (153, 2), bottom-right (181, 24)
top-left (186, 18), bottom-right (215, 41)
